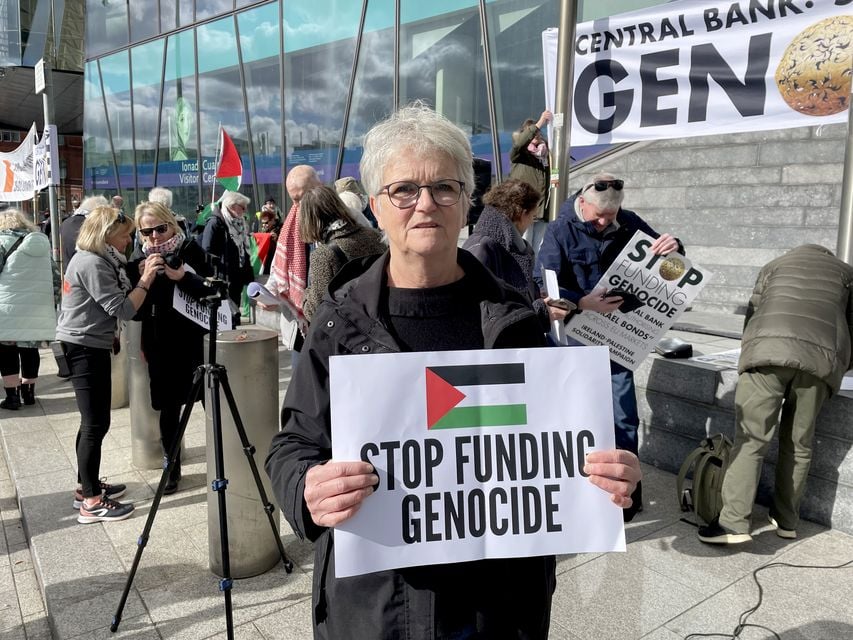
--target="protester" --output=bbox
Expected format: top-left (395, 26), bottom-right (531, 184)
top-left (298, 185), bottom-right (385, 321)
top-left (200, 190), bottom-right (255, 309)
top-left (463, 179), bottom-right (570, 331)
top-left (535, 172), bottom-right (682, 521)
top-left (254, 197), bottom-right (281, 232)
top-left (111, 195), bottom-right (125, 212)
top-left (509, 110), bottom-right (552, 252)
top-left (265, 104), bottom-right (641, 639)
top-left (699, 244), bottom-right (853, 544)
top-left (334, 176), bottom-right (376, 227)
top-left (128, 202), bottom-right (214, 495)
top-left (56, 206), bottom-right (161, 523)
top-left (0, 210), bottom-right (60, 409)
top-left (257, 208), bottom-right (282, 275)
top-left (59, 195), bottom-right (109, 269)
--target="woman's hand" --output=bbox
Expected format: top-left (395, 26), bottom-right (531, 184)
top-left (578, 287), bottom-right (622, 314)
top-left (650, 233), bottom-right (679, 256)
top-left (543, 297), bottom-right (569, 323)
top-left (140, 254), bottom-right (163, 287)
top-left (304, 460), bottom-right (379, 528)
top-left (536, 110), bottom-right (553, 129)
top-left (163, 263), bottom-right (186, 281)
top-left (584, 449), bottom-right (642, 508)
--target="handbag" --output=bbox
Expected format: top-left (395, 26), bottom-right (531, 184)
top-left (51, 341), bottom-right (72, 379)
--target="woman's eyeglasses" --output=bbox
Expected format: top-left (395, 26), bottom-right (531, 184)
top-left (139, 223), bottom-right (169, 237)
top-left (380, 180), bottom-right (465, 208)
top-left (584, 179), bottom-right (624, 193)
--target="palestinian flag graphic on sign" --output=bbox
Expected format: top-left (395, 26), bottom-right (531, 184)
top-left (425, 363), bottom-right (527, 429)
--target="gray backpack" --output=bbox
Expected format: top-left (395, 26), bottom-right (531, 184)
top-left (677, 434), bottom-right (733, 524)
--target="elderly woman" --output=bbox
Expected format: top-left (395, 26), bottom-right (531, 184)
top-left (129, 202), bottom-right (214, 494)
top-left (299, 185), bottom-right (385, 321)
top-left (57, 206), bottom-right (161, 523)
top-left (463, 179), bottom-right (571, 331)
top-left (200, 190), bottom-right (255, 308)
top-left (265, 104), bottom-right (641, 639)
top-left (0, 210), bottom-right (60, 409)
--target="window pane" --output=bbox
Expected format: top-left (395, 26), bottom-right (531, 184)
top-left (159, 0), bottom-right (178, 32)
top-left (83, 61), bottom-right (114, 193)
top-left (85, 0), bottom-right (128, 59)
top-left (239, 4), bottom-right (283, 208)
top-left (197, 18), bottom-right (250, 203)
top-left (130, 1), bottom-right (160, 44)
top-left (342, 0), bottom-right (394, 183)
top-left (196, 0), bottom-right (234, 22)
top-left (158, 30), bottom-right (202, 216)
top-left (99, 51), bottom-right (133, 199)
top-left (131, 39), bottom-right (165, 197)
top-left (284, 0), bottom-right (359, 187)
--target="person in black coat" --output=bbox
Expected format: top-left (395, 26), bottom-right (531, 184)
top-left (128, 202), bottom-right (215, 494)
top-left (200, 190), bottom-right (255, 310)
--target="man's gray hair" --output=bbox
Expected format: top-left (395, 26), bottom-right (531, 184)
top-left (220, 190), bottom-right (250, 210)
top-left (360, 102), bottom-right (474, 200)
top-left (75, 195), bottom-right (109, 215)
top-left (148, 186), bottom-right (173, 209)
top-left (582, 172), bottom-right (624, 211)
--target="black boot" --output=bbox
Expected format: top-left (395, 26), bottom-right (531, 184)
top-left (0, 387), bottom-right (20, 410)
top-left (623, 480), bottom-right (644, 523)
top-left (20, 383), bottom-right (35, 405)
top-left (163, 451), bottom-right (182, 495)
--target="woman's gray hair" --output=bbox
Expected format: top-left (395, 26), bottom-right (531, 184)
top-left (76, 195), bottom-right (109, 215)
top-left (0, 209), bottom-right (36, 232)
top-left (360, 102), bottom-right (474, 200)
top-left (148, 186), bottom-right (173, 209)
top-left (220, 190), bottom-right (250, 211)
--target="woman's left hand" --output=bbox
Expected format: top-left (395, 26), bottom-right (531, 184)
top-left (584, 449), bottom-right (642, 509)
top-left (163, 264), bottom-right (186, 281)
top-left (650, 233), bottom-right (679, 256)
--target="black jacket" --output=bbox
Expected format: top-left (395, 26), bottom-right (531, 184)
top-left (128, 238), bottom-right (215, 409)
top-left (200, 209), bottom-right (255, 304)
top-left (59, 214), bottom-right (85, 269)
top-left (265, 249), bottom-right (554, 640)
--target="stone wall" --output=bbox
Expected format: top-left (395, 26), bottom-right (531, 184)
top-left (568, 122), bottom-right (849, 313)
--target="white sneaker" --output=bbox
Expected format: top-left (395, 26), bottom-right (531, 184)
top-left (768, 515), bottom-right (797, 539)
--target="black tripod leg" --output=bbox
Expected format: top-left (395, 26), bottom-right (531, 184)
top-left (208, 365), bottom-right (235, 640)
top-left (111, 365), bottom-right (205, 633)
top-left (217, 369), bottom-right (294, 572)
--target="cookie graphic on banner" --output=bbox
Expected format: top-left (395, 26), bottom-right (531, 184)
top-left (775, 16), bottom-right (853, 117)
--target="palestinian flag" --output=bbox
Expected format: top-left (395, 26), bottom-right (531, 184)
top-left (425, 363), bottom-right (527, 429)
top-left (215, 127), bottom-right (242, 191)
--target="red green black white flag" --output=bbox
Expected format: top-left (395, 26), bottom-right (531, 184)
top-left (215, 127), bottom-right (242, 192)
top-left (425, 363), bottom-right (527, 429)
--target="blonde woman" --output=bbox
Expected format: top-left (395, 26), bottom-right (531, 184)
top-left (128, 202), bottom-right (214, 494)
top-left (0, 210), bottom-right (60, 409)
top-left (56, 206), bottom-right (161, 524)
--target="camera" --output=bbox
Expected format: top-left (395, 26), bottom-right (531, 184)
top-left (163, 252), bottom-right (183, 270)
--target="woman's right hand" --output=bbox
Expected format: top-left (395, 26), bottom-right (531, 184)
top-left (140, 254), bottom-right (163, 287)
top-left (304, 460), bottom-right (378, 528)
top-left (537, 110), bottom-right (553, 129)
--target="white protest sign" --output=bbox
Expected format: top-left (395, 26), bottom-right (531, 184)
top-left (171, 265), bottom-right (233, 330)
top-left (543, 1), bottom-right (851, 146)
top-left (330, 346), bottom-right (624, 578)
top-left (565, 231), bottom-right (711, 370)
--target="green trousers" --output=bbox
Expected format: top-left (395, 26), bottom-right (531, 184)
top-left (719, 365), bottom-right (830, 534)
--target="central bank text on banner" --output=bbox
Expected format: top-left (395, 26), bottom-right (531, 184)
top-left (330, 347), bottom-right (624, 578)
top-left (566, 231), bottom-right (711, 371)
top-left (543, 0), bottom-right (852, 146)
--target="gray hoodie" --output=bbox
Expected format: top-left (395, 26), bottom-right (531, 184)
top-left (56, 250), bottom-right (137, 350)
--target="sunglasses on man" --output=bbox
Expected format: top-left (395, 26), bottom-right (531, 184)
top-left (139, 223), bottom-right (170, 237)
top-left (584, 179), bottom-right (624, 193)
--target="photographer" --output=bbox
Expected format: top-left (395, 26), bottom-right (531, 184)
top-left (129, 202), bottom-right (215, 495)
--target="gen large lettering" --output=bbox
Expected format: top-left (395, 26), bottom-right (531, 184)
top-left (574, 60), bottom-right (633, 134)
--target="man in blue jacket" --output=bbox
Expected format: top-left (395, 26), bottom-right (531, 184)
top-left (535, 173), bottom-right (682, 521)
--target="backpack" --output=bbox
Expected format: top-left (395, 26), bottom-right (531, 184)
top-left (676, 433), bottom-right (733, 525)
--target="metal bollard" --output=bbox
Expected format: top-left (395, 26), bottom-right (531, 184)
top-left (110, 321), bottom-right (129, 409)
top-left (125, 321), bottom-right (164, 470)
top-left (204, 328), bottom-right (280, 578)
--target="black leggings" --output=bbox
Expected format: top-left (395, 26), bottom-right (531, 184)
top-left (0, 344), bottom-right (40, 380)
top-left (64, 343), bottom-right (112, 499)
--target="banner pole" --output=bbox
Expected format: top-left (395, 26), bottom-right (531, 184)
top-left (42, 60), bottom-right (61, 275)
top-left (548, 0), bottom-right (579, 223)
top-left (836, 94), bottom-right (853, 265)
top-left (211, 123), bottom-right (222, 204)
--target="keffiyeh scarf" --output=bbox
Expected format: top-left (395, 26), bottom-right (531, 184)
top-left (104, 244), bottom-right (133, 293)
top-left (270, 203), bottom-right (308, 330)
top-left (221, 206), bottom-right (252, 266)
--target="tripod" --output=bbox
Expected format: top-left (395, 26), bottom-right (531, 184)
top-left (111, 280), bottom-right (293, 638)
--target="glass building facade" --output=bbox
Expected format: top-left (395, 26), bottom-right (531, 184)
top-left (83, 0), bottom-right (661, 218)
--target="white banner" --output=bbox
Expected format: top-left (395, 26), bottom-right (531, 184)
top-left (565, 231), bottom-right (712, 370)
top-left (0, 125), bottom-right (35, 201)
top-left (330, 347), bottom-right (625, 578)
top-left (544, 0), bottom-right (852, 146)
top-left (172, 266), bottom-right (234, 331)
top-left (0, 124), bottom-right (59, 201)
